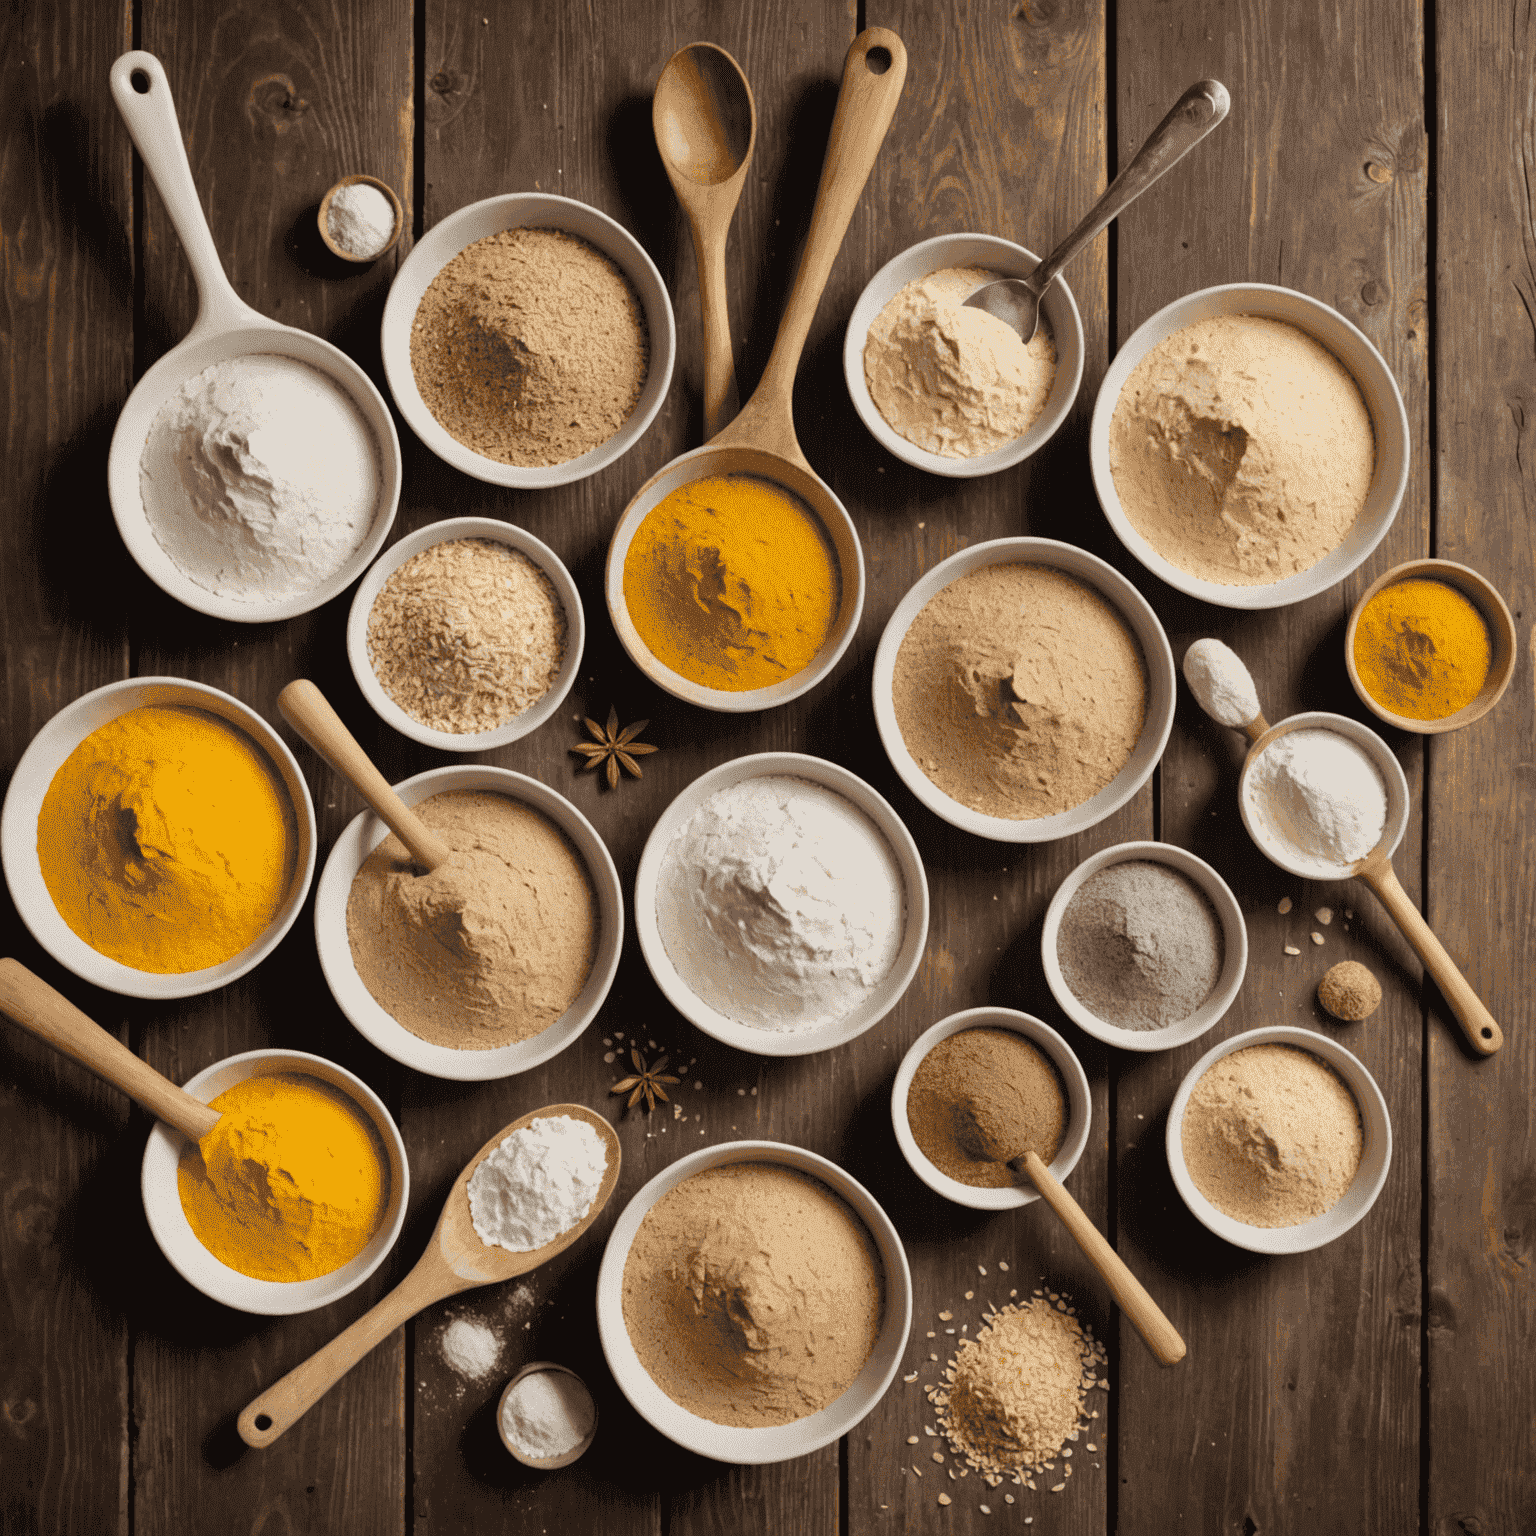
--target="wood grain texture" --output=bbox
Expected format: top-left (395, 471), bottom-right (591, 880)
top-left (1429, 3), bottom-right (1536, 1527)
top-left (1112, 2), bottom-right (1427, 1532)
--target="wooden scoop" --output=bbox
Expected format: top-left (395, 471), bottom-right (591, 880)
top-left (238, 1102), bottom-right (620, 1448)
top-left (277, 679), bottom-right (450, 871)
top-left (653, 42), bottom-right (757, 439)
top-left (0, 958), bottom-right (220, 1141)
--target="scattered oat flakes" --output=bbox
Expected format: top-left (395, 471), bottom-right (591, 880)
top-left (937, 1493), bottom-right (951, 1506)
top-left (932, 1452), bottom-right (945, 1464)
top-left (978, 1265), bottom-right (987, 1275)
top-left (1052, 1483), bottom-right (1066, 1493)
top-left (1284, 944), bottom-right (1301, 955)
top-left (907, 1435), bottom-right (920, 1445)
top-left (904, 1372), bottom-right (919, 1383)
top-left (980, 1505), bottom-right (991, 1515)
top-left (998, 1261), bottom-right (1009, 1271)
top-left (1315, 906), bottom-right (1333, 924)
top-left (1278, 896), bottom-right (1293, 914)
top-left (1311, 931), bottom-right (1325, 945)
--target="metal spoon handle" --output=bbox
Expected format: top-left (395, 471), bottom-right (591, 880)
top-left (1028, 79), bottom-right (1229, 298)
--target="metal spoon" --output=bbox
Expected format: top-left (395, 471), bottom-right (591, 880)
top-left (653, 43), bottom-right (757, 440)
top-left (966, 79), bottom-right (1230, 343)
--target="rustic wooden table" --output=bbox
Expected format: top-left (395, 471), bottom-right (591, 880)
top-left (3, 1), bottom-right (1532, 1532)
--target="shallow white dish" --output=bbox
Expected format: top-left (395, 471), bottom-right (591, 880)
top-left (141, 1047), bottom-right (408, 1315)
top-left (347, 516), bottom-right (585, 752)
top-left (890, 1007), bottom-right (1092, 1211)
top-left (380, 193), bottom-right (675, 488)
top-left (871, 537), bottom-right (1176, 843)
top-left (633, 752), bottom-right (929, 1057)
top-left (0, 677), bottom-right (316, 1000)
top-left (1165, 1025), bottom-right (1392, 1255)
top-left (1089, 282), bottom-right (1409, 610)
top-left (313, 764), bottom-right (622, 1081)
top-left (1041, 840), bottom-right (1248, 1053)
top-left (595, 1140), bottom-right (912, 1463)
top-left (843, 232), bottom-right (1085, 478)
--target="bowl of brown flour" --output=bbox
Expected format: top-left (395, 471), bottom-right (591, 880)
top-left (380, 193), bottom-right (675, 488)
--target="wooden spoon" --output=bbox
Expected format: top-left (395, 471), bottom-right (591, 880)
top-left (0, 958), bottom-right (220, 1141)
top-left (653, 42), bottom-right (757, 440)
top-left (238, 1102), bottom-right (621, 1448)
top-left (277, 679), bottom-right (451, 871)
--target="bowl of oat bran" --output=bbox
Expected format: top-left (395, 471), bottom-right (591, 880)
top-left (347, 517), bottom-right (584, 751)
top-left (380, 194), bottom-right (675, 488)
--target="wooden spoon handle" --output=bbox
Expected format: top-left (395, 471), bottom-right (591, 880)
top-left (1355, 859), bottom-right (1503, 1055)
top-left (0, 959), bottom-right (220, 1142)
top-left (695, 224), bottom-right (740, 441)
top-left (1022, 1150), bottom-right (1187, 1366)
top-left (278, 680), bottom-right (452, 872)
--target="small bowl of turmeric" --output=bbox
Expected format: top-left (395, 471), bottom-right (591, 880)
top-left (1345, 558), bottom-right (1517, 734)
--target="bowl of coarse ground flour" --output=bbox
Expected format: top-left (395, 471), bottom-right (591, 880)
top-left (1090, 283), bottom-right (1409, 609)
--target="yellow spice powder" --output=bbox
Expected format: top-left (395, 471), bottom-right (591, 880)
top-left (37, 705), bottom-right (295, 973)
top-left (1352, 576), bottom-right (1492, 720)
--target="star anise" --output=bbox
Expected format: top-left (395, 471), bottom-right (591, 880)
top-left (570, 706), bottom-right (657, 790)
top-left (610, 1047), bottom-right (680, 1113)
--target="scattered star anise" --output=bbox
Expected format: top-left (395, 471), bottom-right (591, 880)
top-left (610, 1047), bottom-right (679, 1113)
top-left (570, 706), bottom-right (657, 790)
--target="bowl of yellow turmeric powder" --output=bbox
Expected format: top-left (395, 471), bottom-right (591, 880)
top-left (1, 678), bottom-right (317, 998)
top-left (1345, 558), bottom-right (1518, 734)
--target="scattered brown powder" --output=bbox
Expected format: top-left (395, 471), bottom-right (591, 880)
top-left (411, 227), bottom-right (648, 466)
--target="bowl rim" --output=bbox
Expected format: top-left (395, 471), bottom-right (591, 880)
top-left (633, 752), bottom-right (929, 1056)
top-left (1344, 557), bottom-right (1519, 734)
top-left (870, 536), bottom-right (1176, 843)
top-left (312, 762), bottom-right (623, 1081)
top-left (1040, 840), bottom-right (1249, 1052)
top-left (594, 1139), bottom-right (913, 1463)
top-left (346, 515), bottom-right (586, 752)
top-left (496, 1360), bottom-right (598, 1468)
top-left (1164, 1024), bottom-right (1392, 1254)
top-left (889, 1006), bottom-right (1093, 1210)
top-left (842, 231), bottom-right (1086, 478)
top-left (318, 174), bottom-right (404, 263)
top-left (1088, 281), bottom-right (1410, 610)
top-left (0, 676), bottom-right (317, 999)
top-left (379, 191), bottom-right (676, 489)
top-left (140, 1046), bottom-right (409, 1314)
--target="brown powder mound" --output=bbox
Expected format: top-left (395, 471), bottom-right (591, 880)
top-left (621, 1162), bottom-right (884, 1427)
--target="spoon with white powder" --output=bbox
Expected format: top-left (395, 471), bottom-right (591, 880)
top-left (1185, 640), bottom-right (1503, 1055)
top-left (238, 1103), bottom-right (620, 1448)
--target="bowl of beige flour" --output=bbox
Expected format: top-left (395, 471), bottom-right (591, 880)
top-left (1089, 284), bottom-right (1409, 609)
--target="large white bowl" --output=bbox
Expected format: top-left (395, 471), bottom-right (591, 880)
top-left (633, 753), bottom-right (929, 1057)
top-left (843, 232), bottom-right (1085, 478)
top-left (347, 516), bottom-right (585, 752)
top-left (1089, 283), bottom-right (1410, 610)
top-left (313, 764), bottom-right (623, 1081)
top-left (890, 1007), bottom-right (1092, 1211)
top-left (595, 1140), bottom-right (912, 1463)
top-left (141, 1047), bottom-right (408, 1314)
top-left (871, 537), bottom-right (1176, 843)
top-left (380, 193), bottom-right (676, 488)
top-left (1165, 1025), bottom-right (1392, 1255)
top-left (1041, 841), bottom-right (1248, 1053)
top-left (1, 678), bottom-right (316, 999)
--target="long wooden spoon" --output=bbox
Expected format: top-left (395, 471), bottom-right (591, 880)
top-left (653, 42), bottom-right (757, 439)
top-left (238, 1101), bottom-right (621, 1448)
top-left (277, 679), bottom-right (450, 871)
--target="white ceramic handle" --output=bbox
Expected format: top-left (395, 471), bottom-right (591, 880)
top-left (109, 51), bottom-right (262, 339)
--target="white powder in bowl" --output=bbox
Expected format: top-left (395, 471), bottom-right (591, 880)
top-left (1243, 728), bottom-right (1388, 875)
top-left (327, 181), bottom-right (397, 259)
top-left (468, 1115), bottom-right (608, 1254)
top-left (656, 775), bottom-right (906, 1031)
top-left (500, 1369), bottom-right (595, 1461)
top-left (139, 353), bottom-right (380, 603)
top-left (1183, 638), bottom-right (1260, 727)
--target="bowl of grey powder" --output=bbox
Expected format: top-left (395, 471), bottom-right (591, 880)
top-left (1041, 841), bottom-right (1247, 1051)
top-left (347, 517), bottom-right (581, 750)
top-left (380, 193), bottom-right (675, 488)
top-left (1089, 283), bottom-right (1409, 609)
top-left (1165, 1025), bottom-right (1392, 1254)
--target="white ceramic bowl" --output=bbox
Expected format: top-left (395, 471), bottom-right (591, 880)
top-left (313, 764), bottom-right (622, 1081)
top-left (890, 1007), bottom-right (1092, 1211)
top-left (141, 1047), bottom-right (408, 1314)
top-left (595, 1140), bottom-right (912, 1463)
top-left (871, 537), bottom-right (1176, 843)
top-left (1089, 283), bottom-right (1409, 610)
top-left (843, 232), bottom-right (1085, 477)
top-left (633, 753), bottom-right (929, 1057)
top-left (1165, 1025), bottom-right (1392, 1255)
top-left (1041, 841), bottom-right (1248, 1052)
top-left (347, 516), bottom-right (585, 752)
top-left (0, 678), bottom-right (316, 999)
top-left (380, 193), bottom-right (675, 488)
